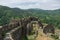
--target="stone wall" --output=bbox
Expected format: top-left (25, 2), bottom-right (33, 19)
top-left (0, 26), bottom-right (3, 40)
top-left (0, 21), bottom-right (20, 40)
top-left (0, 17), bottom-right (42, 40)
top-left (4, 26), bottom-right (22, 40)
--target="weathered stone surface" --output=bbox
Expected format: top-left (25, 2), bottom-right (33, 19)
top-left (4, 26), bottom-right (22, 40)
top-left (43, 24), bottom-right (55, 34)
top-left (0, 17), bottom-right (43, 40)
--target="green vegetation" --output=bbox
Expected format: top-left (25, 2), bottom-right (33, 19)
top-left (51, 34), bottom-right (59, 40)
top-left (21, 35), bottom-right (28, 40)
top-left (0, 5), bottom-right (60, 29)
top-left (2, 31), bottom-right (6, 38)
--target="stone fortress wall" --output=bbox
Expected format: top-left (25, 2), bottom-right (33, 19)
top-left (0, 17), bottom-right (55, 40)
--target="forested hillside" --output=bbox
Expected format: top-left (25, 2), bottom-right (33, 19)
top-left (0, 5), bottom-right (60, 29)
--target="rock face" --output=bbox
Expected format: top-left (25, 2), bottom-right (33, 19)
top-left (4, 26), bottom-right (22, 40)
top-left (27, 23), bottom-right (33, 35)
top-left (59, 33), bottom-right (60, 39)
top-left (0, 17), bottom-right (55, 40)
top-left (4, 33), bottom-right (13, 40)
top-left (0, 17), bottom-right (43, 40)
top-left (43, 24), bottom-right (55, 34)
top-left (38, 21), bottom-right (43, 29)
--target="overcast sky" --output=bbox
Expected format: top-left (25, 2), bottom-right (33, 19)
top-left (0, 0), bottom-right (60, 10)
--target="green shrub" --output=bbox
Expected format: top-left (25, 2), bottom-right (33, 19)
top-left (51, 34), bottom-right (59, 39)
top-left (2, 31), bottom-right (6, 38)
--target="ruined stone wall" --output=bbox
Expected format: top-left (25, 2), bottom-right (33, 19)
top-left (4, 26), bottom-right (22, 40)
top-left (0, 26), bottom-right (3, 40)
top-left (0, 21), bottom-right (20, 40)
top-left (0, 17), bottom-right (40, 40)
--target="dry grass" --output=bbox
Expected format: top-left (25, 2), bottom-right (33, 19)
top-left (36, 29), bottom-right (54, 40)
top-left (28, 22), bottom-right (55, 40)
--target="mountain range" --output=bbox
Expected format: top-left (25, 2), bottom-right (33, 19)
top-left (0, 5), bottom-right (60, 29)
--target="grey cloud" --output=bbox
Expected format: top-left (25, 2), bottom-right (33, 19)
top-left (0, 0), bottom-right (60, 10)
top-left (10, 2), bottom-right (37, 6)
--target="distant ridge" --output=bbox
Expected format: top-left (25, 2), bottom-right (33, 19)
top-left (0, 5), bottom-right (60, 29)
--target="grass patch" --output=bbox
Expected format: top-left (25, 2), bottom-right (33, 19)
top-left (51, 34), bottom-right (59, 40)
